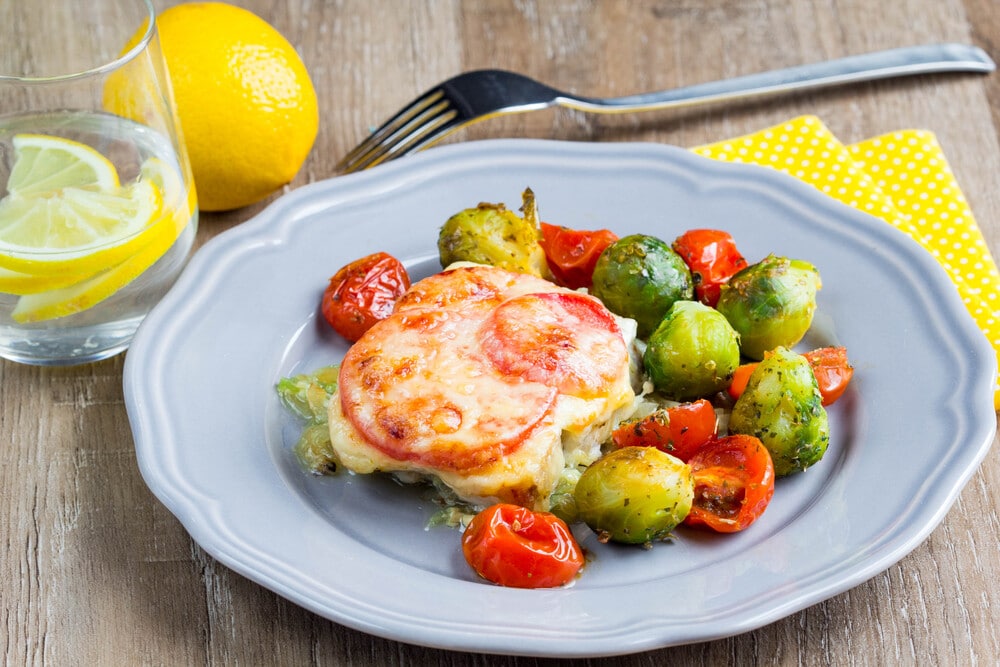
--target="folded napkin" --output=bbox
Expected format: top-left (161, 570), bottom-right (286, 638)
top-left (693, 115), bottom-right (1000, 409)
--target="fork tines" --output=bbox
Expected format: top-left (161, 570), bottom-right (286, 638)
top-left (336, 89), bottom-right (461, 173)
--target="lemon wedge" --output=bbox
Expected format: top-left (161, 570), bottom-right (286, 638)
top-left (6, 134), bottom-right (120, 195)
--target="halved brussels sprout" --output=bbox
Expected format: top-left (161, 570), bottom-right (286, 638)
top-left (590, 234), bottom-right (694, 338)
top-left (574, 446), bottom-right (694, 544)
top-left (728, 346), bottom-right (830, 476)
top-left (643, 300), bottom-right (741, 401)
top-left (437, 188), bottom-right (551, 278)
top-left (716, 255), bottom-right (821, 360)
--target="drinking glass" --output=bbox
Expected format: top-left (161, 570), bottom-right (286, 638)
top-left (0, 0), bottom-right (197, 364)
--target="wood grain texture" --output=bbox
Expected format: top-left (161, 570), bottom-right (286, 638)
top-left (3, 0), bottom-right (999, 664)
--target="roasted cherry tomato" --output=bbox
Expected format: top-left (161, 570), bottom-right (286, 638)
top-left (672, 229), bottom-right (748, 307)
top-left (538, 222), bottom-right (619, 290)
top-left (320, 252), bottom-right (410, 342)
top-left (684, 434), bottom-right (775, 533)
top-left (461, 503), bottom-right (584, 588)
top-left (610, 399), bottom-right (717, 462)
top-left (728, 346), bottom-right (853, 406)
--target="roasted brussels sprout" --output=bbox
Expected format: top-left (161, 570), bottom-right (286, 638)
top-left (716, 255), bottom-right (821, 360)
top-left (591, 234), bottom-right (694, 338)
top-left (643, 300), bottom-right (741, 401)
top-left (728, 346), bottom-right (830, 476)
top-left (574, 446), bottom-right (694, 544)
top-left (437, 188), bottom-right (551, 278)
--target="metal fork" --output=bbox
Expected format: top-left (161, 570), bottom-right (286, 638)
top-left (336, 43), bottom-right (994, 173)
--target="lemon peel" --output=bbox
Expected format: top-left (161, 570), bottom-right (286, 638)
top-left (0, 265), bottom-right (101, 295)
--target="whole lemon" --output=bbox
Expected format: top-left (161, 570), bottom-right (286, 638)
top-left (146, 3), bottom-right (318, 211)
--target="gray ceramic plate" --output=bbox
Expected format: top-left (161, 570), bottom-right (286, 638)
top-left (123, 139), bottom-right (996, 657)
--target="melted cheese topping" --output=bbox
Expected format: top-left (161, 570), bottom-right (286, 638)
top-left (328, 264), bottom-right (636, 510)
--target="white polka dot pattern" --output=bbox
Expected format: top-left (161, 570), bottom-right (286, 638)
top-left (694, 115), bottom-right (1000, 408)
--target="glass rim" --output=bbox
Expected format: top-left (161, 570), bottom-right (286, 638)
top-left (0, 0), bottom-right (156, 85)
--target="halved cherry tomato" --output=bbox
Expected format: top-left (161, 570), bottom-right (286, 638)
top-left (727, 346), bottom-right (853, 406)
top-left (320, 252), bottom-right (410, 342)
top-left (672, 229), bottom-right (748, 307)
top-left (610, 399), bottom-right (717, 462)
top-left (461, 503), bottom-right (584, 588)
top-left (684, 434), bottom-right (775, 533)
top-left (538, 222), bottom-right (618, 289)
top-left (805, 346), bottom-right (854, 406)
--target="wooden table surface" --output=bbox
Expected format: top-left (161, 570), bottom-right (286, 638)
top-left (5, 0), bottom-right (1000, 664)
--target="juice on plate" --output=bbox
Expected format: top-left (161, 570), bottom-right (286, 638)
top-left (0, 110), bottom-right (198, 364)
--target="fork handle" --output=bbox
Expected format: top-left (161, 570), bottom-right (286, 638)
top-left (561, 43), bottom-right (995, 113)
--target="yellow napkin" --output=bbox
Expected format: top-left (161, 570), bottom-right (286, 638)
top-left (693, 115), bottom-right (1000, 409)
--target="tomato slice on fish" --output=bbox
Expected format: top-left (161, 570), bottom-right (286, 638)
top-left (339, 308), bottom-right (557, 472)
top-left (479, 291), bottom-right (627, 398)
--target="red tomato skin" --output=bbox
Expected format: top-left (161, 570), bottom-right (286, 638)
top-left (684, 434), bottom-right (775, 533)
top-left (539, 222), bottom-right (619, 289)
top-left (727, 347), bottom-right (853, 406)
top-left (461, 504), bottom-right (584, 588)
top-left (672, 229), bottom-right (748, 307)
top-left (320, 252), bottom-right (410, 342)
top-left (610, 399), bottom-right (717, 462)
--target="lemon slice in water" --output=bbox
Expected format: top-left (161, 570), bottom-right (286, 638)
top-left (0, 178), bottom-right (163, 276)
top-left (0, 135), bottom-right (190, 321)
top-left (11, 209), bottom-right (182, 323)
top-left (8, 158), bottom-right (190, 323)
top-left (0, 133), bottom-right (166, 278)
top-left (6, 134), bottom-right (120, 195)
